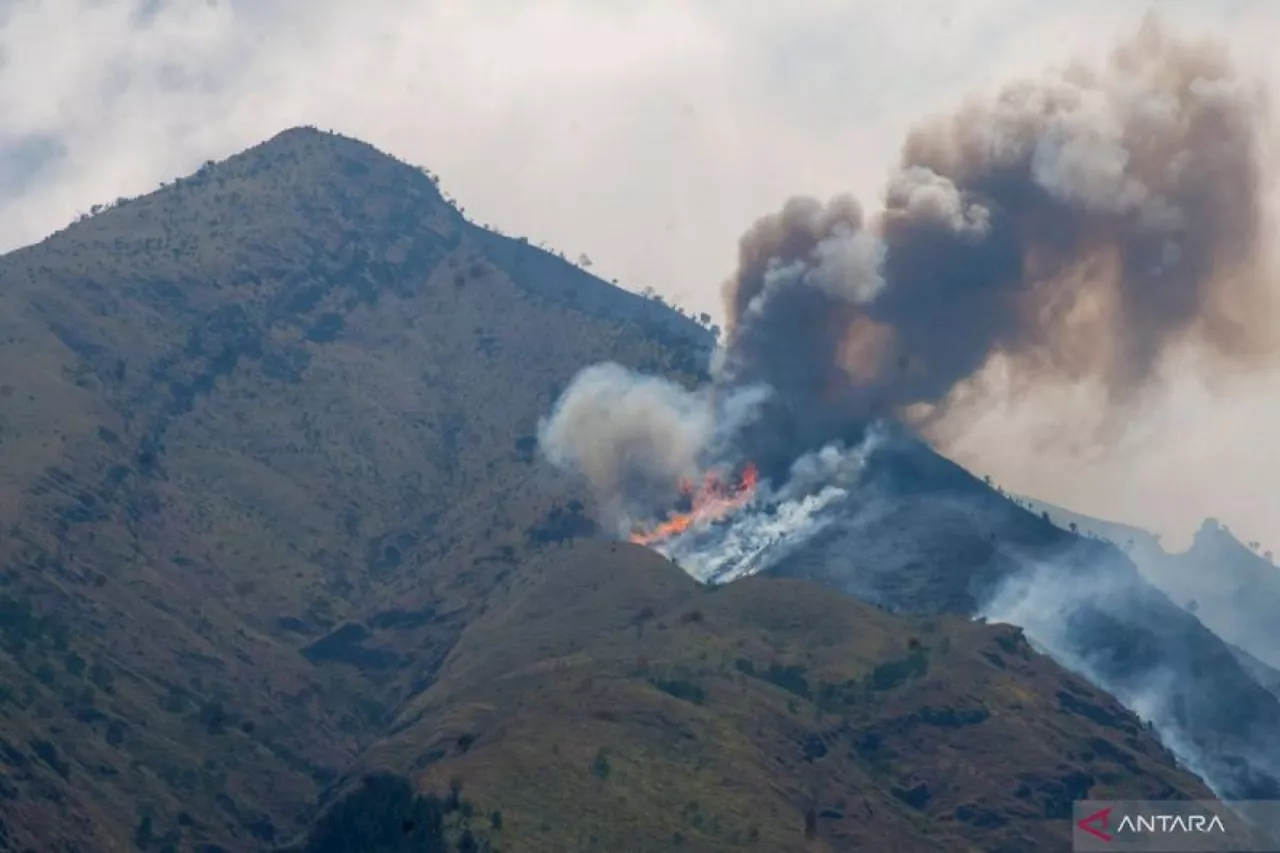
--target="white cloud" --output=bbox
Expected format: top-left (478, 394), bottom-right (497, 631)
top-left (1, 0), bottom-right (1277, 545)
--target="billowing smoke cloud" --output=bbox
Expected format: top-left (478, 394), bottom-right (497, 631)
top-left (537, 363), bottom-right (712, 508)
top-left (713, 195), bottom-right (895, 475)
top-left (537, 362), bottom-right (769, 530)
top-left (718, 17), bottom-right (1274, 470)
top-left (545, 18), bottom-right (1275, 507)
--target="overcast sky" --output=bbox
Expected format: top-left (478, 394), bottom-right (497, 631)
top-left (2, 0), bottom-right (1277, 550)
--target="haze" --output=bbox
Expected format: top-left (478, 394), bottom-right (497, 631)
top-left (2, 0), bottom-right (1275, 549)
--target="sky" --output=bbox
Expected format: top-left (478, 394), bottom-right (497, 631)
top-left (1, 0), bottom-right (1276, 550)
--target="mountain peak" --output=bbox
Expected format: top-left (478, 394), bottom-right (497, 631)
top-left (262, 124), bottom-right (337, 146)
top-left (230, 125), bottom-right (440, 190)
top-left (13, 123), bottom-right (462, 297)
top-left (187, 124), bottom-right (454, 226)
top-left (1194, 517), bottom-right (1246, 552)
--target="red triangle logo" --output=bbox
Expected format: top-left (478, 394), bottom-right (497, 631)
top-left (1078, 806), bottom-right (1112, 842)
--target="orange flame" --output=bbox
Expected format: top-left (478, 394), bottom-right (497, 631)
top-left (630, 462), bottom-right (760, 546)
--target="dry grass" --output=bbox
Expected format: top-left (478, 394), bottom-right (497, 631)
top-left (362, 541), bottom-right (1208, 853)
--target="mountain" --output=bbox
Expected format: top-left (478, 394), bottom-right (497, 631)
top-left (757, 429), bottom-right (1280, 800)
top-left (1020, 497), bottom-right (1280, 673)
top-left (0, 127), bottom-right (705, 852)
top-left (1229, 643), bottom-right (1280, 701)
top-left (1011, 496), bottom-right (1165, 563)
top-left (0, 127), bottom-right (1224, 852)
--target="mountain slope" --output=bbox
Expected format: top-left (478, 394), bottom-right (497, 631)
top-left (761, 428), bottom-right (1280, 800)
top-left (0, 127), bottom-right (708, 852)
top-left (304, 540), bottom-right (1208, 853)
top-left (1020, 497), bottom-right (1280, 672)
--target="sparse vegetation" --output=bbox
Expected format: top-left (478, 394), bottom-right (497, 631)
top-left (650, 675), bottom-right (707, 705)
top-left (591, 747), bottom-right (612, 780)
top-left (868, 647), bottom-right (930, 691)
top-left (370, 543), bottom-right (1213, 851)
top-left (286, 773), bottom-right (492, 853)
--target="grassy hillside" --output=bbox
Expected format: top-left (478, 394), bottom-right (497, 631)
top-left (0, 127), bottom-right (706, 852)
top-left (0, 128), bottom-right (1215, 852)
top-left (322, 541), bottom-right (1207, 853)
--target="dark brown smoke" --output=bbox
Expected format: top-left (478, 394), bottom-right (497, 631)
top-left (717, 17), bottom-right (1274, 469)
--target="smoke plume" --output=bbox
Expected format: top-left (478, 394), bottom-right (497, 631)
top-left (541, 17), bottom-right (1276, 530)
top-left (537, 362), bottom-right (768, 530)
top-left (718, 17), bottom-right (1273, 470)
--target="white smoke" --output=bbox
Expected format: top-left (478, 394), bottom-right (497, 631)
top-left (652, 428), bottom-right (886, 584)
top-left (746, 222), bottom-right (887, 320)
top-left (883, 165), bottom-right (991, 237)
top-left (662, 485), bottom-right (844, 584)
top-left (976, 550), bottom-right (1263, 797)
top-left (537, 361), bottom-right (770, 530)
top-left (538, 361), bottom-right (711, 491)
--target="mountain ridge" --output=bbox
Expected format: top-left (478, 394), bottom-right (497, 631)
top-left (1018, 495), bottom-right (1280, 674)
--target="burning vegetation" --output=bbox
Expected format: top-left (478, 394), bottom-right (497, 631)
top-left (629, 462), bottom-right (760, 545)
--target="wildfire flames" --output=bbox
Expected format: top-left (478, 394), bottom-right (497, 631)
top-left (629, 462), bottom-right (760, 546)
